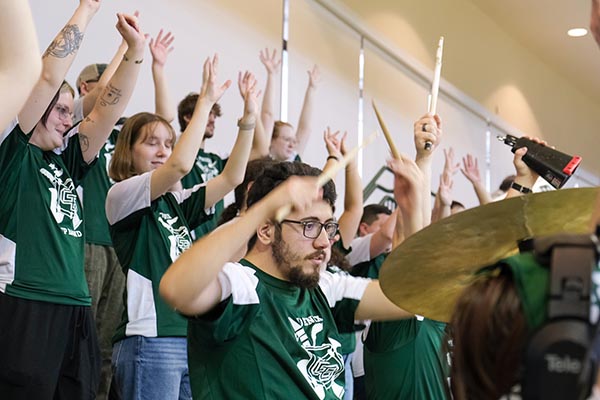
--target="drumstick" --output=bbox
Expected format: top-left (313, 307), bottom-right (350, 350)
top-left (275, 131), bottom-right (378, 222)
top-left (424, 36), bottom-right (444, 151)
top-left (372, 100), bottom-right (400, 160)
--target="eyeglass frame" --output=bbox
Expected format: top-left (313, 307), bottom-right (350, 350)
top-left (53, 104), bottom-right (73, 122)
top-left (279, 219), bottom-right (339, 240)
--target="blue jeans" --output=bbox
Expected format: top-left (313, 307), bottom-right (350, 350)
top-left (112, 336), bottom-right (191, 400)
top-left (343, 353), bottom-right (354, 400)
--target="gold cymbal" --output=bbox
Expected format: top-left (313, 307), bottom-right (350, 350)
top-left (379, 187), bottom-right (600, 323)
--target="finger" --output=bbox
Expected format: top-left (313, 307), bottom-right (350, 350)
top-left (156, 29), bottom-right (164, 42)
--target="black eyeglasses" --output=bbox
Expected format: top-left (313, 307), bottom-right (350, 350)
top-left (280, 219), bottom-right (339, 240)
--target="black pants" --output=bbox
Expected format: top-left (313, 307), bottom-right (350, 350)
top-left (0, 292), bottom-right (100, 399)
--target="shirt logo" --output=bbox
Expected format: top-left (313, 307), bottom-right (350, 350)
top-left (40, 163), bottom-right (83, 237)
top-left (157, 212), bottom-right (192, 261)
top-left (195, 155), bottom-right (219, 182)
top-left (103, 140), bottom-right (116, 185)
top-left (288, 316), bottom-right (344, 399)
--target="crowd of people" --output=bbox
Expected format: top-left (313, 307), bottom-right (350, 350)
top-left (1, 1), bottom-right (600, 399)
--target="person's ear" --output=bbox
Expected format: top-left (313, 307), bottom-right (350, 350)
top-left (358, 222), bottom-right (369, 237)
top-left (256, 222), bottom-right (276, 245)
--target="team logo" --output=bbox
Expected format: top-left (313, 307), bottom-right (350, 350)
top-left (40, 163), bottom-right (82, 237)
top-left (157, 212), bottom-right (192, 261)
top-left (289, 316), bottom-right (345, 399)
top-left (195, 155), bottom-right (220, 182)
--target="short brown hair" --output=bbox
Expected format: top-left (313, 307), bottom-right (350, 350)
top-left (177, 93), bottom-right (221, 131)
top-left (109, 112), bottom-right (176, 182)
top-left (272, 120), bottom-right (294, 139)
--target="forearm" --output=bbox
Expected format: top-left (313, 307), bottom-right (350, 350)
top-left (249, 114), bottom-right (270, 161)
top-left (152, 63), bottom-right (175, 122)
top-left (0, 1), bottom-right (41, 126)
top-left (80, 44), bottom-right (145, 162)
top-left (415, 156), bottom-right (433, 226)
top-left (260, 73), bottom-right (277, 137)
top-left (18, 3), bottom-right (96, 132)
top-left (295, 85), bottom-right (316, 156)
top-left (355, 280), bottom-right (412, 321)
top-left (472, 180), bottom-right (492, 205)
top-left (337, 160), bottom-right (363, 247)
top-left (160, 195), bottom-right (277, 315)
top-left (82, 40), bottom-right (128, 117)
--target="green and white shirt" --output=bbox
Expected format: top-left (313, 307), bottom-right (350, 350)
top-left (80, 128), bottom-right (120, 246)
top-left (0, 121), bottom-right (92, 305)
top-left (181, 149), bottom-right (225, 240)
top-left (106, 171), bottom-right (212, 341)
top-left (187, 259), bottom-right (371, 400)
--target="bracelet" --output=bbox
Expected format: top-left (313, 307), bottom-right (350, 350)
top-left (511, 182), bottom-right (532, 194)
top-left (327, 155), bottom-right (339, 162)
top-left (123, 54), bottom-right (143, 64)
top-left (237, 118), bottom-right (255, 131)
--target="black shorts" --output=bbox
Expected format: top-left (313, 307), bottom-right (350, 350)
top-left (0, 292), bottom-right (100, 400)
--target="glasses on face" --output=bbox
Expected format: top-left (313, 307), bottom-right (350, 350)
top-left (280, 219), bottom-right (339, 240)
top-left (54, 104), bottom-right (73, 122)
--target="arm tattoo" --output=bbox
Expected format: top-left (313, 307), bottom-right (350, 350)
top-left (43, 24), bottom-right (84, 58)
top-left (79, 133), bottom-right (90, 152)
top-left (99, 83), bottom-right (122, 107)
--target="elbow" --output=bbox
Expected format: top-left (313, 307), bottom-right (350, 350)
top-left (159, 275), bottom-right (180, 310)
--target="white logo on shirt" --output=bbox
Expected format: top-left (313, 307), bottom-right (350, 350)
top-left (40, 163), bottom-right (82, 237)
top-left (288, 316), bottom-right (345, 399)
top-left (103, 140), bottom-right (116, 185)
top-left (195, 155), bottom-right (219, 182)
top-left (157, 212), bottom-right (191, 261)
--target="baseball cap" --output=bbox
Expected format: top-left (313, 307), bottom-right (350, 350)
top-left (76, 63), bottom-right (107, 89)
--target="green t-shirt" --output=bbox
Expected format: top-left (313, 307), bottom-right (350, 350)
top-left (80, 128), bottom-right (119, 246)
top-left (181, 149), bottom-right (225, 240)
top-left (187, 259), bottom-right (371, 399)
top-left (0, 123), bottom-right (92, 305)
top-left (364, 317), bottom-right (449, 400)
top-left (106, 171), bottom-right (211, 341)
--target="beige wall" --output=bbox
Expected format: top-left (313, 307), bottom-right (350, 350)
top-left (338, 0), bottom-right (600, 179)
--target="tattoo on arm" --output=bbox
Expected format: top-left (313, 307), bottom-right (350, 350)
top-left (99, 84), bottom-right (122, 107)
top-left (43, 25), bottom-right (84, 58)
top-left (79, 133), bottom-right (90, 152)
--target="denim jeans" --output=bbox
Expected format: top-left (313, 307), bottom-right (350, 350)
top-left (343, 353), bottom-right (354, 400)
top-left (111, 336), bottom-right (191, 400)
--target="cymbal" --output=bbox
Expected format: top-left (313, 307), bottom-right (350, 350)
top-left (379, 187), bottom-right (600, 323)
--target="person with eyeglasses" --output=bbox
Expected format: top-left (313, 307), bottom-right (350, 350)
top-left (160, 160), bottom-right (422, 400)
top-left (0, 4), bottom-right (146, 399)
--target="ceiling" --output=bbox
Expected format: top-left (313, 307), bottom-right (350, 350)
top-left (469, 0), bottom-right (600, 105)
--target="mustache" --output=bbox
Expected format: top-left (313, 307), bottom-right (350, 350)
top-left (305, 250), bottom-right (326, 260)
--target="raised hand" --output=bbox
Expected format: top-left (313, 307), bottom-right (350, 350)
top-left (443, 147), bottom-right (460, 176)
top-left (323, 127), bottom-right (343, 160)
top-left (80, 0), bottom-right (101, 16)
top-left (307, 64), bottom-right (321, 88)
top-left (259, 48), bottom-right (281, 74)
top-left (199, 54), bottom-right (231, 105)
top-left (238, 70), bottom-right (260, 118)
top-left (149, 29), bottom-right (174, 67)
top-left (438, 171), bottom-right (454, 207)
top-left (413, 113), bottom-right (442, 157)
top-left (116, 13), bottom-right (146, 52)
top-left (460, 153), bottom-right (482, 184)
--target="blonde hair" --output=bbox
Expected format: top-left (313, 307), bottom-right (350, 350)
top-left (109, 112), bottom-right (176, 182)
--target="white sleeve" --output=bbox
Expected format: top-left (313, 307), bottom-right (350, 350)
top-left (319, 269), bottom-right (371, 307)
top-left (217, 262), bottom-right (260, 305)
top-left (73, 97), bottom-right (84, 123)
top-left (105, 172), bottom-right (152, 224)
top-left (345, 234), bottom-right (373, 266)
top-left (0, 118), bottom-right (18, 144)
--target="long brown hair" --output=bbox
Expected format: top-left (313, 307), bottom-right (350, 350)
top-left (448, 267), bottom-right (528, 399)
top-left (109, 112), bottom-right (176, 182)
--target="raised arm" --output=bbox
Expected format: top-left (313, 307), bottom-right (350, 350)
top-left (388, 154), bottom-right (426, 238)
top-left (323, 129), bottom-right (363, 249)
top-left (460, 153), bottom-right (491, 205)
top-left (149, 55), bottom-right (230, 200)
top-left (259, 48), bottom-right (280, 140)
top-left (150, 29), bottom-right (176, 122)
top-left (295, 65), bottom-right (320, 157)
top-left (413, 113), bottom-right (443, 227)
top-left (18, 0), bottom-right (101, 133)
top-left (506, 136), bottom-right (548, 199)
top-left (432, 147), bottom-right (459, 222)
top-left (78, 13), bottom-right (146, 163)
top-left (160, 175), bottom-right (321, 316)
top-left (0, 0), bottom-right (41, 129)
top-left (204, 71), bottom-right (259, 208)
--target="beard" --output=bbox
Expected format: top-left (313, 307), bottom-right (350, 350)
top-left (272, 232), bottom-right (323, 289)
